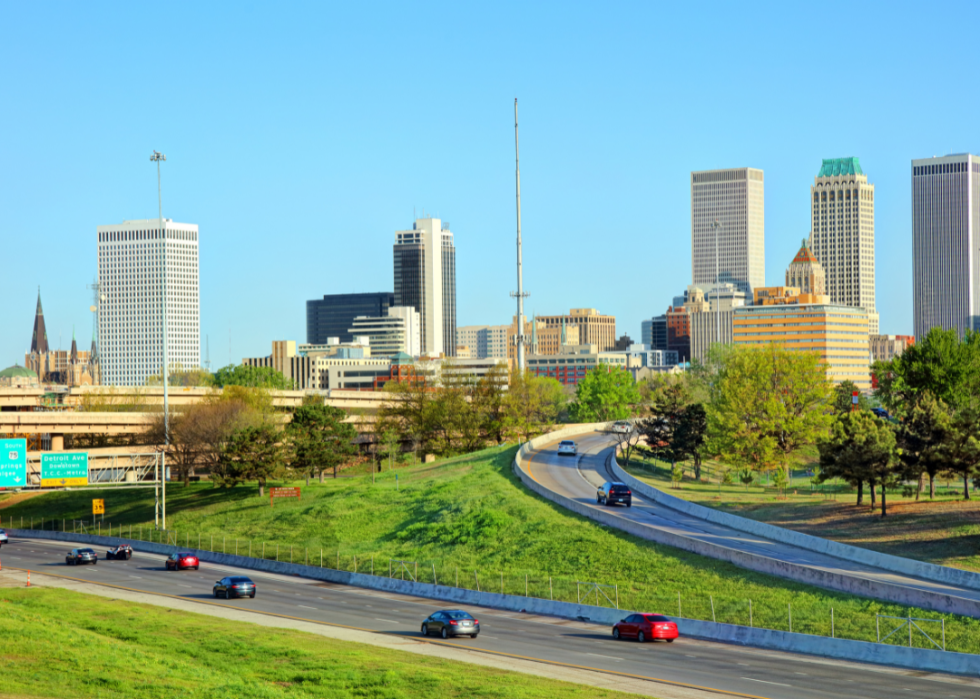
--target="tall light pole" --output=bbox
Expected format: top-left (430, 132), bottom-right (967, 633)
top-left (151, 150), bottom-right (167, 531)
top-left (711, 219), bottom-right (722, 348)
top-left (511, 98), bottom-right (529, 371)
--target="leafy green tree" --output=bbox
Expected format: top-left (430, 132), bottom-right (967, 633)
top-left (641, 379), bottom-right (691, 471)
top-left (473, 365), bottom-right (509, 445)
top-left (504, 370), bottom-right (566, 442)
top-left (436, 362), bottom-right (484, 454)
top-left (211, 364), bottom-right (294, 390)
top-left (896, 392), bottom-right (950, 499)
top-left (214, 423), bottom-right (288, 496)
top-left (709, 344), bottom-right (832, 478)
top-left (818, 411), bottom-right (897, 514)
top-left (942, 402), bottom-right (980, 500)
top-left (377, 365), bottom-right (442, 455)
top-left (288, 404), bottom-right (357, 483)
top-left (674, 403), bottom-right (708, 481)
top-left (833, 380), bottom-right (869, 415)
top-left (570, 365), bottom-right (641, 422)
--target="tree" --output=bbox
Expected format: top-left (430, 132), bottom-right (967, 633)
top-left (833, 380), bottom-right (869, 415)
top-left (505, 370), bottom-right (565, 442)
top-left (942, 402), bottom-right (980, 500)
top-left (210, 364), bottom-right (294, 390)
top-left (674, 403), bottom-right (708, 481)
top-left (896, 392), bottom-right (949, 499)
top-left (145, 364), bottom-right (213, 387)
top-left (709, 344), bottom-right (832, 479)
top-left (287, 404), bottom-right (357, 483)
top-left (436, 363), bottom-right (484, 454)
top-left (473, 365), bottom-right (509, 445)
top-left (569, 365), bottom-right (641, 423)
top-left (613, 422), bottom-right (644, 469)
top-left (818, 411), bottom-right (897, 514)
top-left (377, 366), bottom-right (441, 455)
top-left (641, 379), bottom-right (690, 469)
top-left (214, 423), bottom-right (288, 496)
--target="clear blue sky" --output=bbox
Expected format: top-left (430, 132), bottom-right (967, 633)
top-left (3, 1), bottom-right (978, 369)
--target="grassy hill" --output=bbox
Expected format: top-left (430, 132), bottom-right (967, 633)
top-left (3, 445), bottom-right (980, 653)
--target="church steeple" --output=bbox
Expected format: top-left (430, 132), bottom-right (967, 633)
top-left (70, 326), bottom-right (78, 364)
top-left (31, 288), bottom-right (49, 354)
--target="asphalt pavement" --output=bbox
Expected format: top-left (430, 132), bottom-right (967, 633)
top-left (2, 537), bottom-right (977, 699)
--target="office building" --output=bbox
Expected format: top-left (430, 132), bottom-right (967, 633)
top-left (870, 334), bottom-right (915, 363)
top-left (691, 167), bottom-right (765, 298)
top-left (394, 217), bottom-right (456, 356)
top-left (97, 219), bottom-right (200, 386)
top-left (683, 284), bottom-right (747, 363)
top-left (306, 292), bottom-right (394, 345)
top-left (348, 306), bottom-right (421, 358)
top-left (509, 316), bottom-right (581, 360)
top-left (527, 308), bottom-right (615, 351)
top-left (810, 157), bottom-right (879, 334)
top-left (456, 324), bottom-right (510, 359)
top-left (642, 315), bottom-right (668, 351)
top-left (912, 154), bottom-right (980, 338)
top-left (526, 344), bottom-right (627, 386)
top-left (666, 305), bottom-right (691, 363)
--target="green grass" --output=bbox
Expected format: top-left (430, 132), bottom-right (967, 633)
top-left (3, 445), bottom-right (979, 653)
top-left (0, 586), bottom-right (642, 699)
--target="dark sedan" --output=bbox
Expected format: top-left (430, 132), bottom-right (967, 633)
top-left (165, 552), bottom-right (199, 571)
top-left (213, 576), bottom-right (256, 599)
top-left (66, 548), bottom-right (98, 566)
top-left (420, 610), bottom-right (480, 639)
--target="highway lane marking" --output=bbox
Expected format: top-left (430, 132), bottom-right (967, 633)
top-left (586, 653), bottom-right (623, 661)
top-left (742, 678), bottom-right (791, 687)
top-left (7, 565), bottom-right (770, 699)
top-left (375, 618), bottom-right (401, 624)
top-left (298, 605), bottom-right (318, 610)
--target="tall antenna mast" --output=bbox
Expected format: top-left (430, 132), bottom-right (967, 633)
top-left (511, 98), bottom-right (529, 372)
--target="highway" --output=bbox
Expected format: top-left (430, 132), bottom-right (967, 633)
top-left (2, 537), bottom-right (976, 699)
top-left (525, 432), bottom-right (980, 609)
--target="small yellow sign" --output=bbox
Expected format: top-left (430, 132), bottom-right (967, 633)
top-left (92, 499), bottom-right (105, 515)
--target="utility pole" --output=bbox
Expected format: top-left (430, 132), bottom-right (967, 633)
top-left (151, 150), bottom-right (168, 530)
top-left (511, 98), bottom-right (529, 371)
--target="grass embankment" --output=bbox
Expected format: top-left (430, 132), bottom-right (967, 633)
top-left (0, 587), bottom-right (638, 699)
top-left (3, 445), bottom-right (979, 652)
top-left (623, 452), bottom-right (980, 573)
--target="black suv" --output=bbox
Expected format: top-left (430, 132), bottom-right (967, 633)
top-left (597, 481), bottom-right (632, 507)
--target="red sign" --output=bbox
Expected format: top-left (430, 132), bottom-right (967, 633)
top-left (270, 487), bottom-right (301, 507)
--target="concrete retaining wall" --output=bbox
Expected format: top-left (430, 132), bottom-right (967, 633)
top-left (608, 454), bottom-right (980, 592)
top-left (12, 527), bottom-right (980, 677)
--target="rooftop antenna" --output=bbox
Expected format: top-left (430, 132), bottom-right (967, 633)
top-left (510, 99), bottom-right (530, 372)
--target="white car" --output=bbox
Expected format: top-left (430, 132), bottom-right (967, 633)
top-left (557, 440), bottom-right (577, 456)
top-left (611, 421), bottom-right (632, 434)
top-left (0, 529), bottom-right (8, 546)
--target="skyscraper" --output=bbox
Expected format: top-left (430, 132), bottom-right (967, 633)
top-left (97, 219), bottom-right (200, 386)
top-left (912, 154), bottom-right (980, 339)
top-left (306, 292), bottom-right (394, 345)
top-left (393, 217), bottom-right (456, 356)
top-left (691, 168), bottom-right (765, 298)
top-left (810, 157), bottom-right (878, 334)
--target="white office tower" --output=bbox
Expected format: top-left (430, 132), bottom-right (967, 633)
top-left (97, 219), bottom-right (200, 386)
top-left (810, 158), bottom-right (879, 335)
top-left (393, 217), bottom-right (456, 356)
top-left (912, 154), bottom-right (980, 339)
top-left (456, 324), bottom-right (510, 359)
top-left (349, 306), bottom-right (421, 357)
top-left (691, 168), bottom-right (765, 299)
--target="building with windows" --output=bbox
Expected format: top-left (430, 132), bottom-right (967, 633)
top-left (691, 167), bottom-right (765, 298)
top-left (870, 334), bottom-right (915, 363)
top-left (348, 306), bottom-right (421, 358)
top-left (641, 315), bottom-right (668, 351)
top-left (513, 308), bottom-right (614, 357)
top-left (912, 154), bottom-right (980, 339)
top-left (456, 324), bottom-right (510, 359)
top-left (810, 157), bottom-right (878, 334)
top-left (306, 292), bottom-right (394, 345)
top-left (97, 219), bottom-right (199, 386)
top-left (394, 217), bottom-right (456, 356)
top-left (509, 315), bottom-right (582, 360)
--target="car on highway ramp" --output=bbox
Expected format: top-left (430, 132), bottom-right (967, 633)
top-left (105, 544), bottom-right (133, 560)
top-left (165, 552), bottom-right (200, 571)
top-left (0, 528), bottom-right (8, 546)
top-left (610, 421), bottom-right (632, 434)
top-left (421, 610), bottom-right (480, 639)
top-left (213, 576), bottom-right (256, 599)
top-left (557, 440), bottom-right (577, 456)
top-left (613, 614), bottom-right (678, 643)
top-left (597, 481), bottom-right (632, 507)
top-left (66, 548), bottom-right (98, 566)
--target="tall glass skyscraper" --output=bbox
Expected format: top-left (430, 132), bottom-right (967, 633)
top-left (306, 292), bottom-right (394, 345)
top-left (393, 217), bottom-right (456, 356)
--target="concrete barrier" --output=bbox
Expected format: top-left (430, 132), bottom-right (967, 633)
top-left (608, 453), bottom-right (980, 592)
top-left (10, 527), bottom-right (980, 677)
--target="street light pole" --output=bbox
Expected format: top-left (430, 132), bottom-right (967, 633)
top-left (711, 219), bottom-right (722, 348)
top-left (151, 150), bottom-right (167, 531)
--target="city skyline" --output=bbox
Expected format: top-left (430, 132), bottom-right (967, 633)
top-left (4, 3), bottom-right (980, 368)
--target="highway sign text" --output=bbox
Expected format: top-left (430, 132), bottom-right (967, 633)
top-left (41, 452), bottom-right (89, 487)
top-left (0, 438), bottom-right (27, 489)
top-left (270, 487), bottom-right (301, 507)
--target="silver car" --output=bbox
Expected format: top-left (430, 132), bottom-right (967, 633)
top-left (0, 529), bottom-right (7, 546)
top-left (557, 440), bottom-right (577, 456)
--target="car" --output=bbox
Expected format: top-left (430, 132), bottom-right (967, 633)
top-left (213, 576), bottom-right (256, 599)
top-left (105, 544), bottom-right (133, 560)
top-left (611, 421), bottom-right (632, 434)
top-left (557, 440), bottom-right (577, 456)
top-left (165, 552), bottom-right (200, 571)
top-left (420, 610), bottom-right (480, 639)
top-left (597, 481), bottom-right (632, 507)
top-left (66, 548), bottom-right (98, 566)
top-left (612, 613), bottom-right (678, 643)
top-left (0, 528), bottom-right (8, 546)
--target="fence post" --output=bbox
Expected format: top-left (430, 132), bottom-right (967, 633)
top-left (337, 550), bottom-right (339, 569)
top-left (525, 574), bottom-right (528, 597)
top-left (577, 582), bottom-right (580, 604)
top-left (276, 543), bottom-right (279, 562)
top-left (788, 603), bottom-right (792, 634)
top-left (550, 577), bottom-right (553, 601)
top-left (223, 536), bottom-right (226, 554)
top-left (831, 608), bottom-right (834, 639)
top-left (320, 549), bottom-right (322, 568)
top-left (876, 615), bottom-right (880, 642)
top-left (389, 560), bottom-right (392, 578)
top-left (210, 534), bottom-right (213, 551)
top-left (236, 539), bottom-right (238, 556)
top-left (909, 614), bottom-right (912, 648)
top-left (749, 600), bottom-right (753, 628)
top-left (249, 541), bottom-right (251, 558)
top-left (432, 563), bottom-right (437, 585)
top-left (354, 555), bottom-right (358, 573)
top-left (500, 572), bottom-right (503, 595)
top-left (678, 592), bottom-right (681, 618)
top-left (306, 548), bottom-right (308, 566)
top-left (199, 532), bottom-right (201, 550)
top-left (371, 557), bottom-right (374, 575)
top-left (615, 584), bottom-right (619, 610)
top-left (710, 595), bottom-right (716, 623)
top-left (942, 619), bottom-right (945, 651)
top-left (415, 561), bottom-right (418, 582)
top-left (290, 545), bottom-right (293, 563)
top-left (455, 566), bottom-right (458, 587)
top-left (475, 571), bottom-right (480, 592)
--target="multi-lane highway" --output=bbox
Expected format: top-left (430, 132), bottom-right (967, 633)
top-left (524, 432), bottom-right (980, 609)
top-left (2, 537), bottom-right (976, 699)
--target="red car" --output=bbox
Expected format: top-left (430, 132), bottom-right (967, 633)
top-left (165, 552), bottom-right (200, 571)
top-left (612, 613), bottom-right (678, 643)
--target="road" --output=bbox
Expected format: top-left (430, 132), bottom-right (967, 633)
top-left (2, 537), bottom-right (976, 699)
top-left (526, 432), bottom-right (980, 609)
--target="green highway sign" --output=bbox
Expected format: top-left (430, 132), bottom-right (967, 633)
top-left (41, 452), bottom-right (88, 487)
top-left (0, 438), bottom-right (27, 489)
